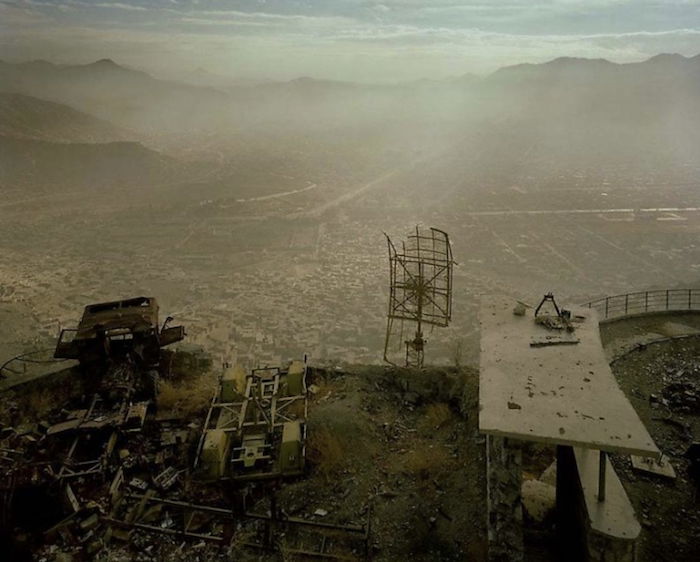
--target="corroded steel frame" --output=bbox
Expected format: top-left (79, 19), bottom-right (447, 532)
top-left (383, 227), bottom-right (454, 368)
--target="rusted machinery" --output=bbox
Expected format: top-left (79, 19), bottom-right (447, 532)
top-left (39, 297), bottom-right (185, 480)
top-left (1, 302), bottom-right (372, 559)
top-left (195, 359), bottom-right (308, 481)
top-left (54, 296), bottom-right (184, 366)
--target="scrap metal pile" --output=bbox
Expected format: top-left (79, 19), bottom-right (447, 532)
top-left (0, 297), bottom-right (371, 561)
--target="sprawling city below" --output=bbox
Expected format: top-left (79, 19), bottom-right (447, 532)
top-left (4, 168), bottom-right (700, 371)
top-left (1, 53), bottom-right (699, 370)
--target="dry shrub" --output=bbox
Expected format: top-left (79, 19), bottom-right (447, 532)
top-left (157, 375), bottom-right (216, 418)
top-left (418, 403), bottom-right (453, 433)
top-left (464, 538), bottom-right (488, 561)
top-left (227, 526), bottom-right (259, 560)
top-left (403, 445), bottom-right (453, 479)
top-left (309, 378), bottom-right (334, 400)
top-left (306, 426), bottom-right (345, 479)
top-left (1, 381), bottom-right (75, 424)
top-left (25, 390), bottom-right (55, 418)
top-left (285, 399), bottom-right (306, 420)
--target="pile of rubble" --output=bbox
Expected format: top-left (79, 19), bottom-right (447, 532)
top-left (649, 365), bottom-right (700, 414)
top-left (1, 297), bottom-right (489, 561)
top-left (609, 336), bottom-right (700, 561)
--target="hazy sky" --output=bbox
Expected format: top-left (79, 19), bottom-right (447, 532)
top-left (1, 1), bottom-right (699, 82)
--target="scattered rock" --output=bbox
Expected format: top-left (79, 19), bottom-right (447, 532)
top-left (521, 479), bottom-right (556, 523)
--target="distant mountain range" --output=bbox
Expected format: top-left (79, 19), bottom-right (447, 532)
top-left (0, 58), bottom-right (235, 133)
top-left (0, 53), bottom-right (698, 191)
top-left (486, 53), bottom-right (700, 119)
top-left (1, 53), bottom-right (698, 134)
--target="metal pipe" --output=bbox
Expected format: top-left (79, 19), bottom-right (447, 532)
top-left (598, 451), bottom-right (607, 502)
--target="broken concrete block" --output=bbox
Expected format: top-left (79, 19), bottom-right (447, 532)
top-left (128, 478), bottom-right (148, 492)
top-left (540, 461), bottom-right (557, 486)
top-left (79, 513), bottom-right (99, 531)
top-left (111, 528), bottom-right (133, 542)
top-left (521, 479), bottom-right (555, 523)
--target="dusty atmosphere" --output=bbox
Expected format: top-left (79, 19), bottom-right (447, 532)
top-left (1, 1), bottom-right (700, 561)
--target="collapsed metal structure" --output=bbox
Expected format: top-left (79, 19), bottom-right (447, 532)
top-left (1, 297), bottom-right (371, 560)
top-left (107, 489), bottom-right (370, 558)
top-left (45, 298), bottom-right (185, 480)
top-left (15, 297), bottom-right (187, 484)
top-left (384, 227), bottom-right (454, 368)
top-left (195, 361), bottom-right (309, 481)
top-left (54, 296), bottom-right (185, 365)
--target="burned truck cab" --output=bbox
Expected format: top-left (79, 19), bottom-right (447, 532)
top-left (54, 296), bottom-right (184, 366)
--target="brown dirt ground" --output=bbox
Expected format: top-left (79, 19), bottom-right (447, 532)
top-left (274, 365), bottom-right (487, 561)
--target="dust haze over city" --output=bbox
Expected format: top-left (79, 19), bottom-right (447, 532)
top-left (1, 0), bottom-right (700, 369)
top-left (3, 2), bottom-right (700, 562)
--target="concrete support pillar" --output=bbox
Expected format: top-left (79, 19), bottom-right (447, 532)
top-left (486, 435), bottom-right (524, 562)
top-left (556, 446), bottom-right (638, 562)
top-left (556, 444), bottom-right (586, 561)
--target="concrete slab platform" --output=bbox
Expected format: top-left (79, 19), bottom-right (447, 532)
top-left (575, 448), bottom-right (641, 540)
top-left (479, 296), bottom-right (659, 457)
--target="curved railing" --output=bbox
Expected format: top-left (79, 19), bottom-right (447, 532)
top-left (584, 288), bottom-right (700, 321)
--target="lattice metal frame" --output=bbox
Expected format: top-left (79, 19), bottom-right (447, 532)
top-left (194, 360), bottom-right (309, 480)
top-left (384, 226), bottom-right (454, 368)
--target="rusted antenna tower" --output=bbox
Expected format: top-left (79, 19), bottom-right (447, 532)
top-left (384, 226), bottom-right (454, 368)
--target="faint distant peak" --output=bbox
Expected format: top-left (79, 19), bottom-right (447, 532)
top-left (290, 76), bottom-right (316, 83)
top-left (73, 59), bottom-right (151, 79)
top-left (287, 76), bottom-right (350, 88)
top-left (488, 53), bottom-right (700, 80)
top-left (643, 53), bottom-right (689, 64)
top-left (22, 59), bottom-right (56, 69)
top-left (497, 56), bottom-right (614, 73)
top-left (546, 56), bottom-right (614, 67)
top-left (449, 73), bottom-right (480, 85)
top-left (87, 58), bottom-right (122, 69)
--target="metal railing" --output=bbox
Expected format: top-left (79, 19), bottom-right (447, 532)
top-left (584, 289), bottom-right (700, 321)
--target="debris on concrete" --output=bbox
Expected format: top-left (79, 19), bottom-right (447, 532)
top-left (631, 454), bottom-right (677, 479)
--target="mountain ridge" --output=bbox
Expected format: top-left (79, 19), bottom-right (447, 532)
top-left (0, 52), bottom-right (698, 139)
top-left (0, 92), bottom-right (132, 143)
top-left (3, 51), bottom-right (699, 90)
